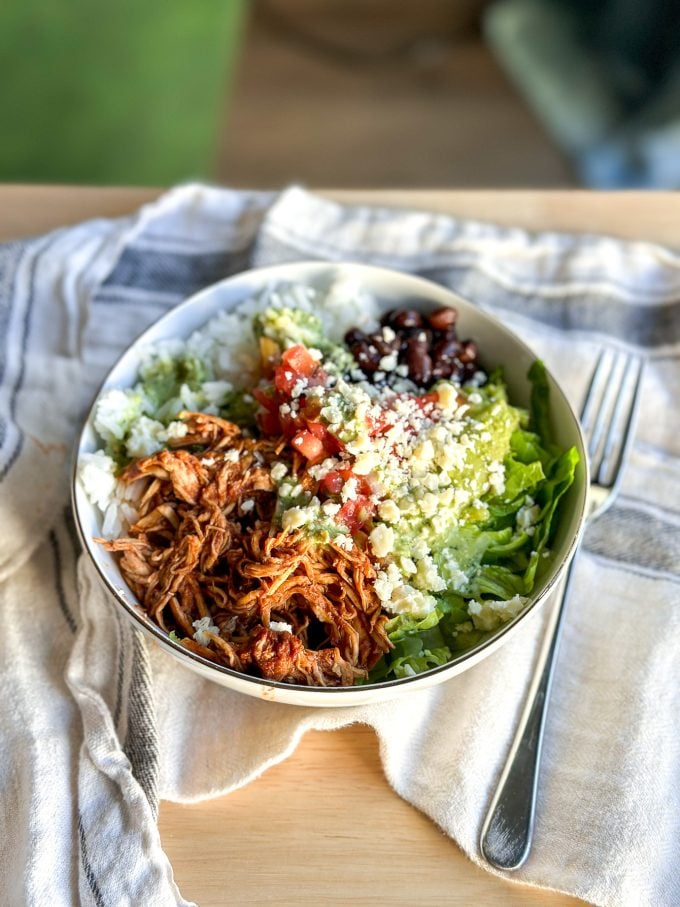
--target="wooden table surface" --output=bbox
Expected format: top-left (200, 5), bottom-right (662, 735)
top-left (5, 184), bottom-right (678, 907)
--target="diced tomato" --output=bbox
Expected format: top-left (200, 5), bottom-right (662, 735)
top-left (252, 386), bottom-right (279, 412)
top-left (337, 496), bottom-right (376, 533)
top-left (320, 471), bottom-right (344, 495)
top-left (366, 409), bottom-right (393, 437)
top-left (257, 409), bottom-right (282, 435)
top-left (305, 421), bottom-right (327, 440)
top-left (320, 467), bottom-right (373, 499)
top-left (274, 365), bottom-right (300, 396)
top-left (274, 346), bottom-right (328, 398)
top-left (291, 430), bottom-right (326, 464)
top-left (281, 344), bottom-right (319, 377)
top-left (415, 392), bottom-right (439, 411)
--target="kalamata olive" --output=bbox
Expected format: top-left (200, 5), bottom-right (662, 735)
top-left (459, 340), bottom-right (478, 364)
top-left (405, 337), bottom-right (432, 386)
top-left (386, 309), bottom-right (423, 330)
top-left (432, 335), bottom-right (460, 362)
top-left (353, 341), bottom-right (381, 373)
top-left (448, 360), bottom-right (466, 383)
top-left (427, 307), bottom-right (458, 331)
top-left (432, 358), bottom-right (454, 379)
top-left (344, 328), bottom-right (366, 347)
top-left (372, 336), bottom-right (397, 357)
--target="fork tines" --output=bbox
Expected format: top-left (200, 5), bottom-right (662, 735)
top-left (580, 349), bottom-right (645, 488)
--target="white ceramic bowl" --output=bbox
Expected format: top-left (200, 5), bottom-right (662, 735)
top-left (72, 262), bottom-right (588, 707)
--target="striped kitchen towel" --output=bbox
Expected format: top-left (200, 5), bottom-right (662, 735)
top-left (0, 184), bottom-right (678, 907)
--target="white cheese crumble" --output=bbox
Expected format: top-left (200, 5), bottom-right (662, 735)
top-left (281, 506), bottom-right (310, 530)
top-left (378, 353), bottom-right (398, 372)
top-left (369, 524), bottom-right (395, 559)
top-left (390, 584), bottom-right (437, 617)
top-left (377, 499), bottom-right (400, 523)
top-left (517, 499), bottom-right (540, 530)
top-left (270, 461), bottom-right (288, 482)
top-left (321, 501), bottom-right (341, 516)
top-left (468, 595), bottom-right (528, 631)
top-left (341, 477), bottom-right (359, 502)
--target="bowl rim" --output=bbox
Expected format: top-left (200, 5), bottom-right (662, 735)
top-left (71, 260), bottom-right (589, 698)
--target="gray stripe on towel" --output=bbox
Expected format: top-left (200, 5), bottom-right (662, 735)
top-left (124, 628), bottom-right (160, 817)
top-left (48, 529), bottom-right (77, 634)
top-left (251, 232), bottom-right (679, 348)
top-left (0, 236), bottom-right (59, 480)
top-left (421, 266), bottom-right (680, 347)
top-left (0, 242), bottom-right (28, 456)
top-left (78, 814), bottom-right (106, 907)
top-left (102, 246), bottom-right (252, 296)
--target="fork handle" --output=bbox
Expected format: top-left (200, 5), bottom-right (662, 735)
top-left (480, 553), bottom-right (578, 870)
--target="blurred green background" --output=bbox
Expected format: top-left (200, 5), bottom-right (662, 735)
top-left (0, 1), bottom-right (246, 184)
top-left (4, 1), bottom-right (679, 189)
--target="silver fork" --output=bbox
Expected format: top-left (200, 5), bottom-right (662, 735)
top-left (480, 348), bottom-right (645, 871)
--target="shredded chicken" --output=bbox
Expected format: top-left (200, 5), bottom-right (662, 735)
top-left (98, 411), bottom-right (390, 686)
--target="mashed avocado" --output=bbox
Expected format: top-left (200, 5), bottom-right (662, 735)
top-left (254, 307), bottom-right (355, 373)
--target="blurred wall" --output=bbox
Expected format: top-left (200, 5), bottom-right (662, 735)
top-left (0, 1), bottom-right (246, 185)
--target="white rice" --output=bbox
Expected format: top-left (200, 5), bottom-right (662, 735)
top-left (80, 278), bottom-right (381, 518)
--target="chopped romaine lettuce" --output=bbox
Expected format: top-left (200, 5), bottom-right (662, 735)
top-left (370, 359), bottom-right (579, 683)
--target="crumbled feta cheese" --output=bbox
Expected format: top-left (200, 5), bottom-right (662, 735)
top-left (378, 353), bottom-right (398, 372)
top-left (223, 449), bottom-right (240, 463)
top-left (321, 501), bottom-right (341, 516)
top-left (353, 451), bottom-right (380, 475)
top-left (341, 477), bottom-right (359, 502)
top-left (281, 507), bottom-right (311, 530)
top-left (270, 461), bottom-right (288, 482)
top-left (369, 524), bottom-right (395, 559)
top-left (517, 502), bottom-right (541, 530)
top-left (418, 493), bottom-right (439, 517)
top-left (291, 378), bottom-right (308, 399)
top-left (334, 534), bottom-right (354, 551)
top-left (468, 595), bottom-right (527, 631)
top-left (389, 584), bottom-right (437, 617)
top-left (377, 499), bottom-right (400, 523)
top-left (412, 439), bottom-right (434, 462)
top-left (399, 556), bottom-right (417, 575)
top-left (413, 555), bottom-right (447, 592)
top-left (487, 461), bottom-right (506, 496)
top-left (241, 499), bottom-right (255, 513)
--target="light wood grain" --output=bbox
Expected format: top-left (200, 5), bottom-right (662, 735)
top-left (6, 184), bottom-right (673, 906)
top-left (2, 184), bottom-right (680, 246)
top-left (159, 725), bottom-right (580, 907)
